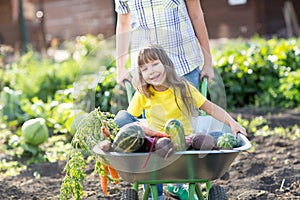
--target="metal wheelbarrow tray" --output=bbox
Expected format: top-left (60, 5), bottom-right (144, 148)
top-left (93, 116), bottom-right (252, 183)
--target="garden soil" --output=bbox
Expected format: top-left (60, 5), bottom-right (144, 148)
top-left (0, 108), bottom-right (299, 200)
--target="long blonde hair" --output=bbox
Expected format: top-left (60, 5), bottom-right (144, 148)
top-left (133, 44), bottom-right (196, 115)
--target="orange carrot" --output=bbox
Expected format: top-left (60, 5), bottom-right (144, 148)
top-left (100, 174), bottom-right (108, 196)
top-left (100, 164), bottom-right (109, 196)
top-left (108, 165), bottom-right (119, 185)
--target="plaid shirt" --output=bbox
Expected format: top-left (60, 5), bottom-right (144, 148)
top-left (115, 0), bottom-right (203, 76)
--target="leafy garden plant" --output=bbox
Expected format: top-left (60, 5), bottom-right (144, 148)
top-left (213, 37), bottom-right (300, 109)
top-left (60, 107), bottom-right (120, 200)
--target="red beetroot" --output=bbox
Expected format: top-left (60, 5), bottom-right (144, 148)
top-left (191, 133), bottom-right (216, 150)
top-left (155, 137), bottom-right (175, 159)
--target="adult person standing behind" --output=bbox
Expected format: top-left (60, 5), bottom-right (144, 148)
top-left (115, 0), bottom-right (214, 89)
top-left (115, 1), bottom-right (214, 199)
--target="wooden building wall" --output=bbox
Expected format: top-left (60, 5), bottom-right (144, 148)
top-left (263, 0), bottom-right (300, 36)
top-left (0, 0), bottom-right (21, 47)
top-left (43, 0), bottom-right (115, 41)
top-left (201, 0), bottom-right (300, 39)
top-left (0, 0), bottom-right (116, 50)
top-left (202, 0), bottom-right (259, 38)
top-left (0, 0), bottom-right (300, 51)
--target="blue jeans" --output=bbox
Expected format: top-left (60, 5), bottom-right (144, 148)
top-left (183, 67), bottom-right (200, 90)
top-left (114, 110), bottom-right (138, 128)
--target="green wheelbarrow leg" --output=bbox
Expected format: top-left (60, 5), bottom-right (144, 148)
top-left (206, 181), bottom-right (212, 197)
top-left (150, 184), bottom-right (159, 200)
top-left (195, 183), bottom-right (205, 200)
top-left (133, 183), bottom-right (139, 192)
top-left (142, 184), bottom-right (159, 200)
top-left (189, 183), bottom-right (205, 200)
top-left (142, 184), bottom-right (151, 200)
top-left (188, 183), bottom-right (195, 200)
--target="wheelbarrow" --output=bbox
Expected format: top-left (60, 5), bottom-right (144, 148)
top-left (93, 78), bottom-right (252, 200)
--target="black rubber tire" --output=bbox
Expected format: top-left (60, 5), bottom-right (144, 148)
top-left (120, 188), bottom-right (139, 200)
top-left (208, 185), bottom-right (228, 200)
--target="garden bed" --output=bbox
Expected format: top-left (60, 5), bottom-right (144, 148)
top-left (0, 108), bottom-right (299, 199)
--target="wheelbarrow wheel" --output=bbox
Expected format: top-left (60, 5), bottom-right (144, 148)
top-left (120, 188), bottom-right (138, 200)
top-left (208, 185), bottom-right (228, 200)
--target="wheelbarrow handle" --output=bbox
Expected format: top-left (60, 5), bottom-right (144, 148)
top-left (200, 76), bottom-right (208, 116)
top-left (123, 79), bottom-right (135, 103)
top-left (200, 76), bottom-right (208, 98)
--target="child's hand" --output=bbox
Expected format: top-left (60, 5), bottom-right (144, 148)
top-left (230, 122), bottom-right (247, 137)
top-left (135, 122), bottom-right (169, 138)
top-left (148, 130), bottom-right (169, 138)
top-left (99, 140), bottom-right (112, 151)
top-left (143, 126), bottom-right (169, 138)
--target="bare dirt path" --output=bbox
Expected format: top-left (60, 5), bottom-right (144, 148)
top-left (0, 108), bottom-right (299, 200)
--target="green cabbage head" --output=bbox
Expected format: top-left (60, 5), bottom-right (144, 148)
top-left (22, 118), bottom-right (49, 146)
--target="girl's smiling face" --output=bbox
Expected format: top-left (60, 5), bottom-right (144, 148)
top-left (139, 59), bottom-right (167, 91)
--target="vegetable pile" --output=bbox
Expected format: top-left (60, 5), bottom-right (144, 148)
top-left (105, 119), bottom-right (241, 155)
top-left (187, 132), bottom-right (240, 150)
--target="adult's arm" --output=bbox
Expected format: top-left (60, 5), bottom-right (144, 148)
top-left (116, 13), bottom-right (132, 85)
top-left (186, 0), bottom-right (214, 82)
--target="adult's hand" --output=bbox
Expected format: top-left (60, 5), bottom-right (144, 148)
top-left (200, 63), bottom-right (214, 83)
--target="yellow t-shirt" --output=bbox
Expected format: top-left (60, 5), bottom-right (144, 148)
top-left (127, 83), bottom-right (206, 135)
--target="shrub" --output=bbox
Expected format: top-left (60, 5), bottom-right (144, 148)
top-left (213, 37), bottom-right (300, 109)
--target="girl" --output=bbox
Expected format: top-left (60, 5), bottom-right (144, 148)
top-left (124, 44), bottom-right (247, 137)
top-left (112, 44), bottom-right (247, 200)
